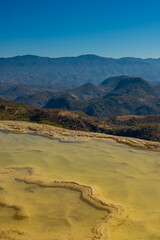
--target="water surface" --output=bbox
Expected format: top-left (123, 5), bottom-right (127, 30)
top-left (0, 131), bottom-right (160, 240)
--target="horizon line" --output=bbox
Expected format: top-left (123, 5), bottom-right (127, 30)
top-left (0, 54), bottom-right (160, 60)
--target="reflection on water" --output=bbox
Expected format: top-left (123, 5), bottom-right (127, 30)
top-left (0, 131), bottom-right (160, 240)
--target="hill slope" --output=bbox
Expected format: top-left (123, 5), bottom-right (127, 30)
top-left (1, 75), bottom-right (160, 119)
top-left (45, 76), bottom-right (160, 118)
top-left (0, 98), bottom-right (110, 133)
top-left (1, 98), bottom-right (160, 142)
top-left (153, 82), bottom-right (160, 94)
top-left (15, 82), bottom-right (103, 108)
top-left (105, 76), bottom-right (156, 96)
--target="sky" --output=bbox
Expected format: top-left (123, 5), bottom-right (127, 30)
top-left (0, 0), bottom-right (160, 58)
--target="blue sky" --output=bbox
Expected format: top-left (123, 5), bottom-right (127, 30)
top-left (0, 0), bottom-right (160, 58)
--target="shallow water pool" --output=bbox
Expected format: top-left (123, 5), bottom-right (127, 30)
top-left (0, 131), bottom-right (160, 240)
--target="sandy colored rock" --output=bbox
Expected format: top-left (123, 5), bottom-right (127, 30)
top-left (0, 120), bottom-right (160, 150)
top-left (0, 165), bottom-right (127, 240)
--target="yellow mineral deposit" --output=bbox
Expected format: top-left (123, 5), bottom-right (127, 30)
top-left (0, 130), bottom-right (160, 240)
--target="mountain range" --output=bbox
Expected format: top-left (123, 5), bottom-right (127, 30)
top-left (1, 76), bottom-right (154, 118)
top-left (1, 55), bottom-right (160, 90)
top-left (1, 53), bottom-right (160, 119)
top-left (1, 54), bottom-right (160, 141)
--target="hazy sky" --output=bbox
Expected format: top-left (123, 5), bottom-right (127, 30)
top-left (0, 0), bottom-right (160, 58)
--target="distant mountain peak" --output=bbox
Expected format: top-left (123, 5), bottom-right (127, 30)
top-left (104, 76), bottom-right (155, 98)
top-left (113, 76), bottom-right (150, 90)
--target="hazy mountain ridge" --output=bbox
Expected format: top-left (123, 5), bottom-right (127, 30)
top-left (1, 75), bottom-right (160, 118)
top-left (15, 82), bottom-right (104, 108)
top-left (1, 55), bottom-right (160, 89)
top-left (0, 83), bottom-right (53, 101)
